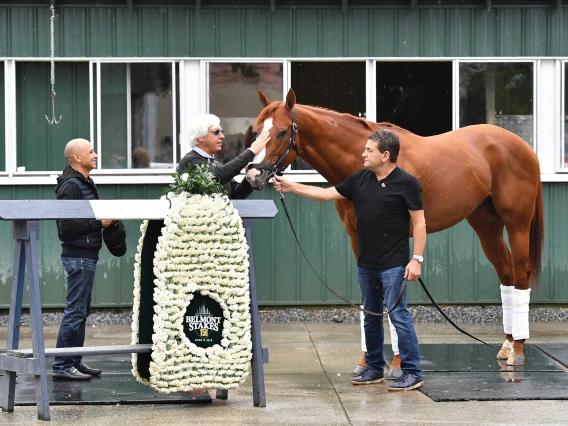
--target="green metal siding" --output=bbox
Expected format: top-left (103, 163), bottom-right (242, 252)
top-left (16, 62), bottom-right (90, 171)
top-left (0, 184), bottom-right (163, 309)
top-left (1, 6), bottom-right (568, 58)
top-left (0, 182), bottom-right (566, 308)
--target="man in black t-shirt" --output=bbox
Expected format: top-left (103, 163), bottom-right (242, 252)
top-left (273, 129), bottom-right (426, 391)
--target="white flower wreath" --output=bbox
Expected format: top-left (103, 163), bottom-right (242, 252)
top-left (131, 192), bottom-right (252, 393)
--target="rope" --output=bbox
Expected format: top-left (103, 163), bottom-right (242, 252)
top-left (278, 191), bottom-right (500, 349)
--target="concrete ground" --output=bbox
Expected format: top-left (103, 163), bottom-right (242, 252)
top-left (1, 321), bottom-right (568, 425)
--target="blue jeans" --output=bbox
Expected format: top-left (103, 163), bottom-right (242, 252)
top-left (53, 257), bottom-right (97, 373)
top-left (358, 265), bottom-right (422, 376)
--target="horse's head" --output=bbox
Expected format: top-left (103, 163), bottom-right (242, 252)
top-left (246, 88), bottom-right (299, 191)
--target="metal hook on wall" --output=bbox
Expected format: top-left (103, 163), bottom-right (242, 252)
top-left (45, 4), bottom-right (62, 125)
top-left (45, 91), bottom-right (62, 125)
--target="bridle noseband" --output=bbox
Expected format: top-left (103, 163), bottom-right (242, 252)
top-left (249, 108), bottom-right (298, 178)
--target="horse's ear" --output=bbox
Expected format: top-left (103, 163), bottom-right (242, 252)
top-left (285, 88), bottom-right (296, 111)
top-left (258, 90), bottom-right (271, 108)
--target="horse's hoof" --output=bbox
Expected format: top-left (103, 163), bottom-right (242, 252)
top-left (351, 365), bottom-right (366, 377)
top-left (497, 346), bottom-right (511, 360)
top-left (506, 350), bottom-right (525, 366)
top-left (385, 367), bottom-right (402, 381)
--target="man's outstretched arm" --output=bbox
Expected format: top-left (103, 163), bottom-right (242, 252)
top-left (273, 175), bottom-right (344, 201)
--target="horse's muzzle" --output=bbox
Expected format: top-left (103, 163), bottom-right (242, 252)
top-left (245, 167), bottom-right (272, 191)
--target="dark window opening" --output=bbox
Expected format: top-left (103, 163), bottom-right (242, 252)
top-left (291, 62), bottom-right (366, 170)
top-left (376, 62), bottom-right (452, 137)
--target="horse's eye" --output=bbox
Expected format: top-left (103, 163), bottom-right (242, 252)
top-left (277, 130), bottom-right (288, 139)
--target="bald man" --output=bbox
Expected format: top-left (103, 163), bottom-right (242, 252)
top-left (53, 139), bottom-right (114, 381)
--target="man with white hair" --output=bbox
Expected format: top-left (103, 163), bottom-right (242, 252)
top-left (177, 114), bottom-right (270, 199)
top-left (53, 138), bottom-right (115, 381)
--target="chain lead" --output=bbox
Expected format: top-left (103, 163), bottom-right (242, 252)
top-left (45, 4), bottom-right (62, 125)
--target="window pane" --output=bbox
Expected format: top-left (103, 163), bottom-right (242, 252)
top-left (565, 63), bottom-right (568, 166)
top-left (291, 62), bottom-right (366, 170)
top-left (376, 62), bottom-right (452, 137)
top-left (16, 62), bottom-right (90, 171)
top-left (208, 63), bottom-right (283, 164)
top-left (459, 62), bottom-right (534, 147)
top-left (100, 63), bottom-right (178, 169)
top-left (131, 63), bottom-right (175, 168)
top-left (0, 63), bottom-right (4, 171)
top-left (100, 63), bottom-right (128, 169)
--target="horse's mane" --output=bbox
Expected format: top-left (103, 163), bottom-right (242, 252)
top-left (301, 104), bottom-right (403, 132)
top-left (260, 101), bottom-right (403, 133)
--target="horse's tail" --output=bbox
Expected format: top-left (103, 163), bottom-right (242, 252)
top-left (529, 182), bottom-right (544, 286)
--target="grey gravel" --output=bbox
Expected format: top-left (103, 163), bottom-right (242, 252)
top-left (259, 305), bottom-right (568, 323)
top-left (1, 305), bottom-right (568, 327)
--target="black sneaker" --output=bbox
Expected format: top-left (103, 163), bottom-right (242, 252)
top-left (351, 368), bottom-right (384, 385)
top-left (76, 363), bottom-right (102, 376)
top-left (52, 366), bottom-right (91, 381)
top-left (387, 372), bottom-right (424, 391)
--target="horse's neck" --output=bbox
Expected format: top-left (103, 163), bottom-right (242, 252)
top-left (296, 106), bottom-right (372, 185)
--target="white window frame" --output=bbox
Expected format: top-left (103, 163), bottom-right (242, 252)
top-left (1, 56), bottom-right (568, 185)
top-left (94, 59), bottom-right (179, 175)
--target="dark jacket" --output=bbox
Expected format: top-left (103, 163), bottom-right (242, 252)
top-left (177, 149), bottom-right (255, 199)
top-left (55, 165), bottom-right (103, 260)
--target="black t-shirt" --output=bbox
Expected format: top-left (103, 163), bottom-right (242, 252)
top-left (335, 166), bottom-right (423, 269)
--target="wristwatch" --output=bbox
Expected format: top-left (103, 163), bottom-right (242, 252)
top-left (412, 254), bottom-right (424, 263)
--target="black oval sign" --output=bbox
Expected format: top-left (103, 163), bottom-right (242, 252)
top-left (183, 293), bottom-right (224, 348)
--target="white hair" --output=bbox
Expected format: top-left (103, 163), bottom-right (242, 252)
top-left (187, 113), bottom-right (221, 149)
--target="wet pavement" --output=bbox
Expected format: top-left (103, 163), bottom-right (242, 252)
top-left (1, 321), bottom-right (568, 425)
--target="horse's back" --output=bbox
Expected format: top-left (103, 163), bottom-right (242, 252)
top-left (387, 123), bottom-right (539, 233)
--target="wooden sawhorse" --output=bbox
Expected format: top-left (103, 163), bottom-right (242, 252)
top-left (0, 199), bottom-right (276, 420)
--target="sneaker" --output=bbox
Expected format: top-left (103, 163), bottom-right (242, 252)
top-left (351, 368), bottom-right (384, 385)
top-left (76, 363), bottom-right (102, 376)
top-left (351, 353), bottom-right (367, 377)
top-left (52, 366), bottom-right (91, 381)
top-left (351, 365), bottom-right (366, 377)
top-left (387, 372), bottom-right (424, 391)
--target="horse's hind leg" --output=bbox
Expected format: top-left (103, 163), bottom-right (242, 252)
top-left (501, 222), bottom-right (533, 366)
top-left (466, 201), bottom-right (516, 360)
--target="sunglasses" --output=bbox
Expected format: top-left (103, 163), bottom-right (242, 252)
top-left (212, 129), bottom-right (224, 136)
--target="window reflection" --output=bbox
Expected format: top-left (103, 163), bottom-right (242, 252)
top-left (131, 63), bottom-right (174, 168)
top-left (565, 63), bottom-right (568, 166)
top-left (0, 62), bottom-right (4, 171)
top-left (101, 63), bottom-right (127, 169)
top-left (459, 62), bottom-right (534, 147)
top-left (100, 62), bottom-right (178, 169)
top-left (208, 63), bottom-right (283, 164)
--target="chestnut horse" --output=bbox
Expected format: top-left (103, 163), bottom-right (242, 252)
top-left (248, 88), bottom-right (543, 369)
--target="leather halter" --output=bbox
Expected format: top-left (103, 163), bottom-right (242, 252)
top-left (249, 108), bottom-right (299, 177)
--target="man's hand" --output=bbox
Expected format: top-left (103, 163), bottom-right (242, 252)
top-left (249, 129), bottom-right (271, 155)
top-left (404, 258), bottom-right (422, 281)
top-left (101, 220), bottom-right (115, 228)
top-left (273, 175), bottom-right (294, 193)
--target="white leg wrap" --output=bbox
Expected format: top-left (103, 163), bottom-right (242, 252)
top-left (387, 314), bottom-right (399, 355)
top-left (360, 307), bottom-right (366, 352)
top-left (501, 339), bottom-right (513, 350)
top-left (500, 285), bottom-right (513, 335)
top-left (359, 308), bottom-right (400, 355)
top-left (512, 288), bottom-right (531, 340)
